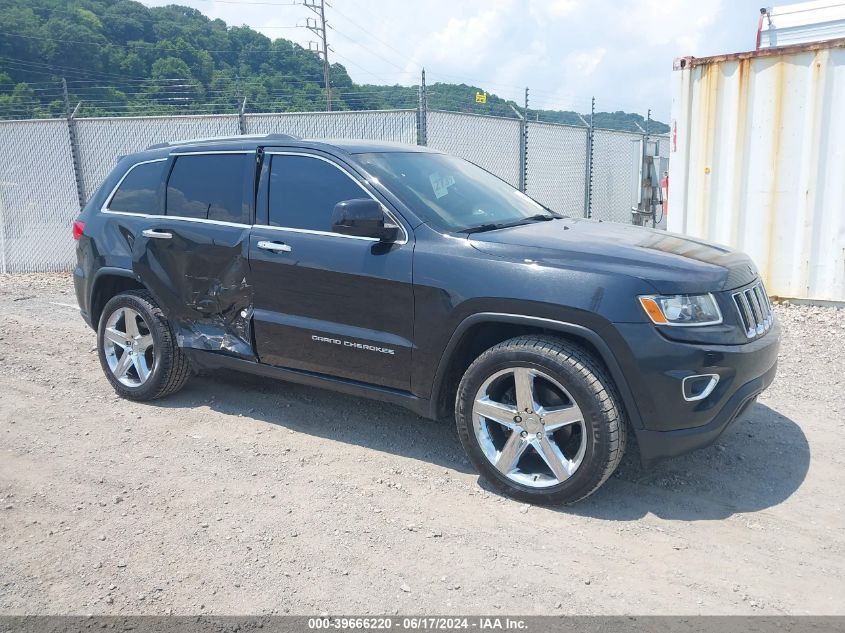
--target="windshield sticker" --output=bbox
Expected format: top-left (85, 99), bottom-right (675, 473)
top-left (429, 172), bottom-right (455, 199)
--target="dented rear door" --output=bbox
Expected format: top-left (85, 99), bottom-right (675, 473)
top-left (133, 150), bottom-right (257, 358)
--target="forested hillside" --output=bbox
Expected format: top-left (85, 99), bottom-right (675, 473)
top-left (0, 0), bottom-right (669, 133)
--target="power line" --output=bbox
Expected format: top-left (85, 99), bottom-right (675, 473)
top-left (330, 28), bottom-right (408, 74)
top-left (329, 5), bottom-right (418, 70)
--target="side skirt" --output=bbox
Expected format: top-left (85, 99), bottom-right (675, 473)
top-left (186, 349), bottom-right (433, 418)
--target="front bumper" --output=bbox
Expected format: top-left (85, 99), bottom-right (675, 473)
top-left (635, 360), bottom-right (776, 464)
top-left (609, 319), bottom-right (780, 463)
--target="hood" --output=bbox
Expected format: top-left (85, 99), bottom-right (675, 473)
top-left (468, 218), bottom-right (758, 294)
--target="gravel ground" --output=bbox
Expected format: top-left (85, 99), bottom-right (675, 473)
top-left (0, 273), bottom-right (843, 615)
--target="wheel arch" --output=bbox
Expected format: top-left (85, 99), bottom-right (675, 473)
top-left (429, 313), bottom-right (644, 430)
top-left (90, 267), bottom-right (148, 328)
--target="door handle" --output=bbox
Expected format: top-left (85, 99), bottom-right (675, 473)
top-left (257, 240), bottom-right (292, 253)
top-left (142, 229), bottom-right (173, 240)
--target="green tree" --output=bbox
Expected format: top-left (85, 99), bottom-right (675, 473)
top-left (0, 0), bottom-right (668, 130)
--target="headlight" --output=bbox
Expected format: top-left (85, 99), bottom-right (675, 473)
top-left (638, 293), bottom-right (722, 326)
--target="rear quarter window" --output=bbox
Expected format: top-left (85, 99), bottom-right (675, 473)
top-left (107, 160), bottom-right (166, 214)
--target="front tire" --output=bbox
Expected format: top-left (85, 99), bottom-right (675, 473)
top-left (97, 290), bottom-right (191, 401)
top-left (455, 335), bottom-right (626, 505)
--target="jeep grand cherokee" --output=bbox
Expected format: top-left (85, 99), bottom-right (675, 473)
top-left (73, 134), bottom-right (780, 504)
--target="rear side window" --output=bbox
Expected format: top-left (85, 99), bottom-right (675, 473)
top-left (107, 160), bottom-right (165, 213)
top-left (166, 154), bottom-right (250, 223)
top-left (268, 154), bottom-right (368, 232)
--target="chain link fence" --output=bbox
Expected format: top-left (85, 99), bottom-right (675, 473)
top-left (526, 122), bottom-right (589, 218)
top-left (245, 110), bottom-right (417, 144)
top-left (427, 111), bottom-right (522, 187)
top-left (590, 128), bottom-right (646, 224)
top-left (0, 108), bottom-right (667, 273)
top-left (0, 119), bottom-right (79, 273)
top-left (76, 115), bottom-right (241, 204)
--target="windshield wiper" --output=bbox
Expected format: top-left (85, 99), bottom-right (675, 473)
top-left (461, 214), bottom-right (555, 235)
top-left (461, 222), bottom-right (503, 235)
top-left (521, 213), bottom-right (556, 222)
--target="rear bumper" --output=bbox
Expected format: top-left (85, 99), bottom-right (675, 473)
top-left (73, 264), bottom-right (93, 328)
top-left (635, 360), bottom-right (777, 464)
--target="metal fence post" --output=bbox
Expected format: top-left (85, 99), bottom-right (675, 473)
top-left (0, 186), bottom-right (7, 274)
top-left (583, 96), bottom-right (595, 218)
top-left (417, 68), bottom-right (427, 146)
top-left (62, 78), bottom-right (86, 209)
top-left (239, 98), bottom-right (248, 135)
top-left (519, 87), bottom-right (529, 193)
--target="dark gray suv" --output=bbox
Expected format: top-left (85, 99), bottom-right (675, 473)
top-left (72, 134), bottom-right (780, 504)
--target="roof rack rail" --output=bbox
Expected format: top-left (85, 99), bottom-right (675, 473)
top-left (146, 133), bottom-right (300, 150)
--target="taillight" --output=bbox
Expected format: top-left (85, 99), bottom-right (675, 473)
top-left (72, 220), bottom-right (85, 240)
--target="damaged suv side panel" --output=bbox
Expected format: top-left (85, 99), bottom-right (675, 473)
top-left (133, 221), bottom-right (255, 358)
top-left (76, 145), bottom-right (259, 359)
top-left (130, 149), bottom-right (258, 358)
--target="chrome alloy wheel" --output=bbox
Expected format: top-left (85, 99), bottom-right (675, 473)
top-left (103, 307), bottom-right (155, 387)
top-left (472, 367), bottom-right (587, 488)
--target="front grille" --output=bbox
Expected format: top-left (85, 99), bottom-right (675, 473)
top-left (732, 281), bottom-right (773, 339)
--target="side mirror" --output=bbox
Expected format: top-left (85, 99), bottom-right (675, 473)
top-left (331, 199), bottom-right (400, 242)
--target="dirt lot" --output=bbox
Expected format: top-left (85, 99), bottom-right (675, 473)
top-left (0, 272), bottom-right (843, 616)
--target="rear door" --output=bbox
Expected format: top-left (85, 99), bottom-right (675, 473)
top-left (249, 150), bottom-right (415, 391)
top-left (127, 150), bottom-right (256, 357)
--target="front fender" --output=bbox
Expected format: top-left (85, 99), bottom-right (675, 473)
top-left (427, 312), bottom-right (645, 431)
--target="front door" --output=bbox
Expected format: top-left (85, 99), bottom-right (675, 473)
top-left (249, 151), bottom-right (414, 391)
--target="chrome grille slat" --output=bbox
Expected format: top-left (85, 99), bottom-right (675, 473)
top-left (732, 281), bottom-right (773, 339)
top-left (737, 292), bottom-right (754, 335)
top-left (753, 285), bottom-right (771, 330)
top-left (748, 289), bottom-right (764, 334)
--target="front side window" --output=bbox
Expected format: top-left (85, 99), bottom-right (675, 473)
top-left (108, 160), bottom-right (165, 214)
top-left (268, 154), bottom-right (369, 232)
top-left (355, 152), bottom-right (552, 232)
top-left (166, 154), bottom-right (250, 223)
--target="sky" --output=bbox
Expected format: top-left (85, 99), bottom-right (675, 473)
top-left (140, 0), bottom-right (779, 121)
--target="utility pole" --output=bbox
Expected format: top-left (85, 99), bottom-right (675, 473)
top-left (305, 0), bottom-right (332, 111)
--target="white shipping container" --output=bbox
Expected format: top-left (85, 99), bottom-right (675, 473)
top-left (669, 38), bottom-right (845, 303)
top-left (759, 1), bottom-right (845, 49)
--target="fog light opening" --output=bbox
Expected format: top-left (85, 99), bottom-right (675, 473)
top-left (682, 374), bottom-right (719, 402)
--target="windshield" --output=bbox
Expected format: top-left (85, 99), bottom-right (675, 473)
top-left (356, 152), bottom-right (554, 232)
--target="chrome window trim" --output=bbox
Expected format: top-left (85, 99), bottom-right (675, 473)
top-left (254, 224), bottom-right (380, 242)
top-left (263, 150), bottom-right (409, 245)
top-left (100, 157), bottom-right (167, 214)
top-left (100, 209), bottom-right (251, 229)
top-left (99, 150), bottom-right (410, 245)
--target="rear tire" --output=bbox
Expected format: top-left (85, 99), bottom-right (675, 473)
top-left (97, 290), bottom-right (191, 401)
top-left (455, 335), bottom-right (626, 505)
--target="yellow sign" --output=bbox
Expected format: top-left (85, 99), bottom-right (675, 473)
top-left (475, 92), bottom-right (487, 104)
